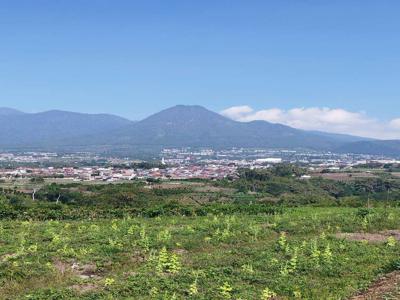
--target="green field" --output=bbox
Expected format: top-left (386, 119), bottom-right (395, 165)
top-left (2, 165), bottom-right (400, 299)
top-left (1, 207), bottom-right (400, 299)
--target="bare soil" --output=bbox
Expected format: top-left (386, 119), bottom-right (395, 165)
top-left (1, 253), bottom-right (18, 262)
top-left (54, 260), bottom-right (102, 279)
top-left (335, 230), bottom-right (400, 243)
top-left (350, 271), bottom-right (400, 299)
top-left (314, 172), bottom-right (378, 182)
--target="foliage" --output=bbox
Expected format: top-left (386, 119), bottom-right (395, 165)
top-left (2, 167), bottom-right (400, 298)
top-left (1, 207), bottom-right (400, 299)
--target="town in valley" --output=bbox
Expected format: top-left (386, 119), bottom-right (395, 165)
top-left (1, 148), bottom-right (398, 184)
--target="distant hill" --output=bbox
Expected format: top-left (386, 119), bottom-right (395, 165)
top-left (0, 110), bottom-right (132, 148)
top-left (95, 105), bottom-right (367, 150)
top-left (1, 105), bottom-right (393, 156)
top-left (337, 140), bottom-right (400, 157)
top-left (0, 107), bottom-right (25, 116)
top-left (309, 130), bottom-right (374, 143)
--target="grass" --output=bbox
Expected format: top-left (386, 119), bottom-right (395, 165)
top-left (1, 207), bottom-right (400, 299)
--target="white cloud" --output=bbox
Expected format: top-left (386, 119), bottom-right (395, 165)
top-left (389, 118), bottom-right (400, 129)
top-left (221, 106), bottom-right (400, 140)
top-left (219, 106), bottom-right (254, 120)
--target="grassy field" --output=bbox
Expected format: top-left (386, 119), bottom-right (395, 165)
top-left (1, 207), bottom-right (400, 299)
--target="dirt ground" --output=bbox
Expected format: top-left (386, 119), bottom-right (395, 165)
top-left (335, 230), bottom-right (400, 243)
top-left (313, 172), bottom-right (378, 181)
top-left (350, 271), bottom-right (400, 300)
top-left (336, 230), bottom-right (400, 299)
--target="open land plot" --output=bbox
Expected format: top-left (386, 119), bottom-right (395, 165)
top-left (314, 172), bottom-right (378, 182)
top-left (1, 207), bottom-right (400, 299)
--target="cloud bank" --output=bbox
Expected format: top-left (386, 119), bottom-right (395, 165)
top-left (221, 106), bottom-right (400, 140)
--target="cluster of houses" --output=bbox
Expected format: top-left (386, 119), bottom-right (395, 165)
top-left (1, 149), bottom-right (399, 183)
top-left (0, 164), bottom-right (238, 182)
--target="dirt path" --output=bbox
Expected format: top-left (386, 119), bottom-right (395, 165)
top-left (336, 230), bottom-right (400, 244)
top-left (350, 271), bottom-right (400, 299)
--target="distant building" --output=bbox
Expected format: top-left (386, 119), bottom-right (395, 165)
top-left (255, 158), bottom-right (282, 164)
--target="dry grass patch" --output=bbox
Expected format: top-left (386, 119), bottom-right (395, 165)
top-left (335, 230), bottom-right (400, 243)
top-left (54, 259), bottom-right (102, 279)
top-left (70, 283), bottom-right (99, 294)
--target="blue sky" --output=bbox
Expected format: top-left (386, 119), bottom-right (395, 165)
top-left (1, 1), bottom-right (400, 137)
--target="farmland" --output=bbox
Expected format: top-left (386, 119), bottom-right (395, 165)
top-left (1, 166), bottom-right (400, 299)
top-left (1, 208), bottom-right (400, 299)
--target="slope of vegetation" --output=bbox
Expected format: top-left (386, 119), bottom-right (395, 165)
top-left (1, 208), bottom-right (400, 299)
top-left (1, 166), bottom-right (400, 299)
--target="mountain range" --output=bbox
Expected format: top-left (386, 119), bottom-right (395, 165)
top-left (0, 105), bottom-right (398, 157)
